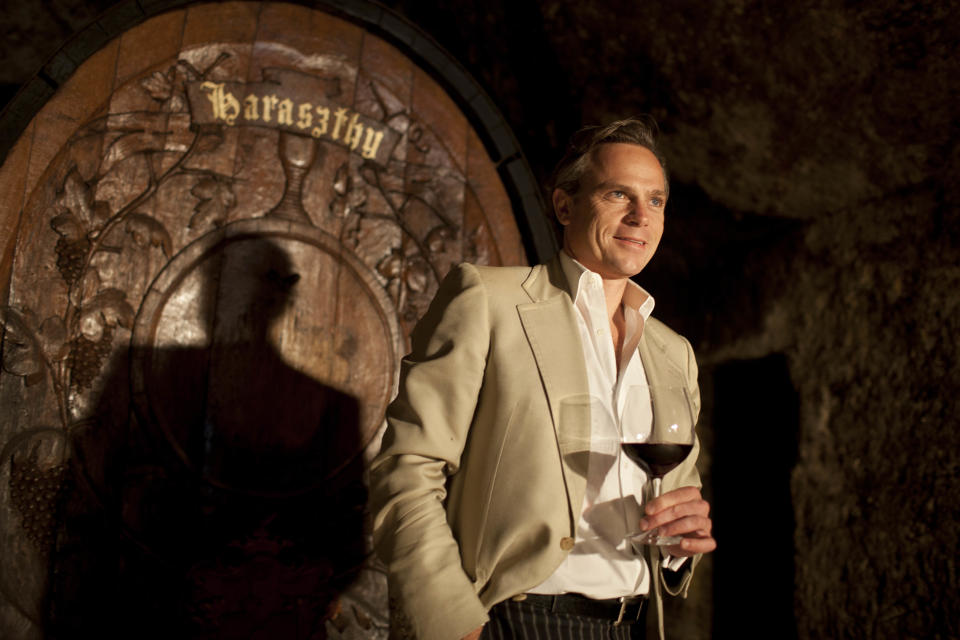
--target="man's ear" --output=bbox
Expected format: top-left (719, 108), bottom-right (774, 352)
top-left (552, 188), bottom-right (573, 226)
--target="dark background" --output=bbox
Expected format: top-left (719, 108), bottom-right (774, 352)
top-left (2, 1), bottom-right (958, 638)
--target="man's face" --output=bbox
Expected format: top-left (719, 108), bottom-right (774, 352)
top-left (554, 143), bottom-right (666, 281)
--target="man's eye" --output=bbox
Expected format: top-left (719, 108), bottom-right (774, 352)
top-left (650, 197), bottom-right (664, 207)
top-left (610, 190), bottom-right (626, 199)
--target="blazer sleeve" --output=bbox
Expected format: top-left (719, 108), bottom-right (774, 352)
top-left (368, 263), bottom-right (491, 640)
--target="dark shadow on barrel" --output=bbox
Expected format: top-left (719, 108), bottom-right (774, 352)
top-left (48, 238), bottom-right (366, 639)
top-left (712, 353), bottom-right (799, 639)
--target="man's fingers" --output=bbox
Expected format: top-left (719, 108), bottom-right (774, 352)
top-left (665, 534), bottom-right (717, 557)
top-left (644, 486), bottom-right (706, 515)
top-left (655, 515), bottom-right (713, 538)
top-left (640, 486), bottom-right (716, 557)
top-left (639, 498), bottom-right (710, 532)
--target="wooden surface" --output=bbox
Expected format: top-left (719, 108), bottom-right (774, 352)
top-left (0, 3), bottom-right (527, 638)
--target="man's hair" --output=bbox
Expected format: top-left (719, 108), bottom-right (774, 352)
top-left (549, 116), bottom-right (669, 203)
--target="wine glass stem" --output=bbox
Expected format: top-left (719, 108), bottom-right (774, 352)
top-left (651, 476), bottom-right (662, 501)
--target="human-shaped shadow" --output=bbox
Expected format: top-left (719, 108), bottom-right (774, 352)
top-left (50, 238), bottom-right (366, 639)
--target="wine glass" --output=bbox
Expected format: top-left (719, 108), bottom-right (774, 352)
top-left (619, 383), bottom-right (696, 547)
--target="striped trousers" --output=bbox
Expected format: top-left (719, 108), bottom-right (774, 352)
top-left (479, 598), bottom-right (645, 640)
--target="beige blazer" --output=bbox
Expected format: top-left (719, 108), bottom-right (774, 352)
top-left (370, 257), bottom-right (701, 640)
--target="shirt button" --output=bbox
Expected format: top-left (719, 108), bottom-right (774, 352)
top-left (560, 537), bottom-right (575, 551)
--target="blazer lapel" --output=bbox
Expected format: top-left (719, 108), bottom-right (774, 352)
top-left (517, 258), bottom-right (591, 528)
top-left (637, 325), bottom-right (686, 391)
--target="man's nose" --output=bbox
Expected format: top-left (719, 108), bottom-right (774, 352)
top-left (624, 202), bottom-right (649, 226)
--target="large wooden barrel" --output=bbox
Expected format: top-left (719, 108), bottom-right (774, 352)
top-left (0, 2), bottom-right (553, 638)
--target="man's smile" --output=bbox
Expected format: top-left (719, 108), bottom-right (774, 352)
top-left (613, 236), bottom-right (648, 247)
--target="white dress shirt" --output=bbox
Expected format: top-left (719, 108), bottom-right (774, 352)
top-left (529, 252), bottom-right (677, 598)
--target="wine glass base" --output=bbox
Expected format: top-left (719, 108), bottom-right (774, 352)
top-left (628, 530), bottom-right (683, 549)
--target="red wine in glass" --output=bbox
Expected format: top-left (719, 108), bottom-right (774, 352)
top-left (621, 443), bottom-right (693, 479)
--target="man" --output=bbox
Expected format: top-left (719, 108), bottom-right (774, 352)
top-left (370, 119), bottom-right (716, 640)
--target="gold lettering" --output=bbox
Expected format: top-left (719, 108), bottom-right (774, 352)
top-left (345, 113), bottom-right (363, 150)
top-left (361, 127), bottom-right (385, 160)
top-left (201, 81), bottom-right (240, 125)
top-left (277, 98), bottom-right (294, 126)
top-left (243, 94), bottom-right (259, 121)
top-left (331, 107), bottom-right (349, 141)
top-left (312, 106), bottom-right (330, 138)
top-left (262, 94), bottom-right (279, 122)
top-left (297, 102), bottom-right (313, 130)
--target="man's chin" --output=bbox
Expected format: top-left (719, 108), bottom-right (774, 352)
top-left (601, 258), bottom-right (652, 280)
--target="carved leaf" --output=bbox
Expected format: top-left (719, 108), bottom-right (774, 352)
top-left (189, 198), bottom-right (224, 229)
top-left (59, 178), bottom-right (108, 228)
top-left (466, 224), bottom-right (491, 265)
top-left (92, 200), bottom-right (111, 224)
top-left (50, 212), bottom-right (85, 241)
top-left (78, 309), bottom-right (104, 342)
top-left (330, 198), bottom-right (351, 218)
top-left (175, 58), bottom-right (204, 82)
top-left (408, 125), bottom-right (430, 153)
top-left (194, 125), bottom-right (224, 154)
top-left (38, 316), bottom-right (69, 362)
top-left (425, 226), bottom-right (454, 255)
top-left (385, 112), bottom-right (412, 135)
top-left (125, 213), bottom-right (173, 257)
top-left (347, 188), bottom-right (368, 209)
top-left (376, 250), bottom-right (404, 280)
top-left (68, 269), bottom-right (101, 308)
top-left (330, 165), bottom-right (369, 218)
top-left (359, 162), bottom-right (379, 187)
top-left (166, 93), bottom-right (186, 113)
top-left (403, 259), bottom-right (429, 294)
top-left (101, 132), bottom-right (168, 175)
top-left (60, 168), bottom-right (95, 225)
top-left (0, 307), bottom-right (45, 386)
top-left (189, 176), bottom-right (235, 229)
top-left (343, 218), bottom-right (362, 248)
top-left (140, 68), bottom-right (175, 102)
top-left (83, 288), bottom-right (135, 331)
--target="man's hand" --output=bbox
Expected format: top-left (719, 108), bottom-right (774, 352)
top-left (461, 625), bottom-right (484, 640)
top-left (638, 486), bottom-right (716, 557)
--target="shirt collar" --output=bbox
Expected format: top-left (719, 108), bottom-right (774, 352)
top-left (557, 251), bottom-right (655, 321)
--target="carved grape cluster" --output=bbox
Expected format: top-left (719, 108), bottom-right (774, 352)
top-left (66, 324), bottom-right (115, 390)
top-left (54, 236), bottom-right (91, 286)
top-left (9, 454), bottom-right (68, 552)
